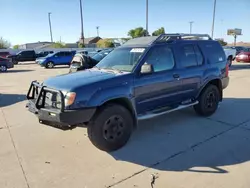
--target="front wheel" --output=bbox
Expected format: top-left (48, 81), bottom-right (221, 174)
top-left (0, 65), bottom-right (7, 72)
top-left (194, 85), bottom-right (220, 116)
top-left (87, 104), bottom-right (133, 152)
top-left (45, 61), bottom-right (54, 69)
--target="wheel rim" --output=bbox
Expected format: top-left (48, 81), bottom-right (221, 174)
top-left (205, 91), bottom-right (216, 109)
top-left (0, 66), bottom-right (7, 72)
top-left (48, 62), bottom-right (53, 68)
top-left (103, 115), bottom-right (125, 142)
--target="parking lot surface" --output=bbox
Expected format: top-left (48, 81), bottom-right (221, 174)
top-left (1, 62), bottom-right (250, 188)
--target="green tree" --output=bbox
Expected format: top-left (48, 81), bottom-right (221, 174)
top-left (78, 43), bottom-right (85, 48)
top-left (128, 27), bottom-right (148, 38)
top-left (13, 45), bottom-right (19, 49)
top-left (96, 39), bottom-right (114, 48)
top-left (216, 39), bottom-right (227, 46)
top-left (0, 37), bottom-right (11, 49)
top-left (51, 41), bottom-right (66, 48)
top-left (152, 27), bottom-right (165, 36)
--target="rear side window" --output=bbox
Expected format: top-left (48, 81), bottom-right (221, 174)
top-left (64, 52), bottom-right (73, 56)
top-left (179, 44), bottom-right (203, 68)
top-left (200, 41), bottom-right (226, 63)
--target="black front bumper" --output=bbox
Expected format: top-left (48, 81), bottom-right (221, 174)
top-left (26, 81), bottom-right (96, 126)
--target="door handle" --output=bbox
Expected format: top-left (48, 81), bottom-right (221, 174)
top-left (173, 74), bottom-right (180, 79)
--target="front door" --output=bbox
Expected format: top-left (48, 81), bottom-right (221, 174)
top-left (134, 44), bottom-right (183, 115)
top-left (53, 52), bottom-right (65, 65)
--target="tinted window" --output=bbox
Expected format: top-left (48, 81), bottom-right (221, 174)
top-left (21, 51), bottom-right (34, 56)
top-left (145, 46), bottom-right (175, 72)
top-left (180, 45), bottom-right (197, 67)
top-left (0, 52), bottom-right (9, 55)
top-left (193, 45), bottom-right (204, 65)
top-left (55, 52), bottom-right (64, 57)
top-left (64, 52), bottom-right (72, 56)
top-left (200, 41), bottom-right (226, 63)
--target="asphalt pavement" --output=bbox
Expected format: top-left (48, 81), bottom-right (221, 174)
top-left (0, 62), bottom-right (250, 188)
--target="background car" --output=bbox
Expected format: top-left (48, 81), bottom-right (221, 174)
top-left (69, 49), bottom-right (113, 73)
top-left (36, 50), bottom-right (54, 58)
top-left (0, 51), bottom-right (10, 58)
top-left (236, 47), bottom-right (250, 63)
top-left (7, 50), bottom-right (36, 64)
top-left (0, 57), bottom-right (14, 72)
top-left (37, 51), bottom-right (76, 68)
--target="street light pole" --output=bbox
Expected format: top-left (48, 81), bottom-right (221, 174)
top-left (211, 0), bottom-right (217, 39)
top-left (79, 0), bottom-right (84, 43)
top-left (146, 0), bottom-right (148, 36)
top-left (189, 21), bottom-right (194, 34)
top-left (96, 26), bottom-right (99, 37)
top-left (48, 12), bottom-right (53, 42)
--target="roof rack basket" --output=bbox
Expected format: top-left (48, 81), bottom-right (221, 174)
top-left (153, 33), bottom-right (212, 43)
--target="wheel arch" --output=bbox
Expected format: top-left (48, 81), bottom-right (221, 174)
top-left (99, 97), bottom-right (137, 129)
top-left (198, 79), bottom-right (222, 101)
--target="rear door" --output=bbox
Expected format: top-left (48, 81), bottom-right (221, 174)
top-left (134, 44), bottom-right (183, 114)
top-left (176, 43), bottom-right (204, 101)
top-left (63, 52), bottom-right (74, 65)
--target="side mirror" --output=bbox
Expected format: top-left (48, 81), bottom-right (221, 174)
top-left (140, 63), bottom-right (153, 74)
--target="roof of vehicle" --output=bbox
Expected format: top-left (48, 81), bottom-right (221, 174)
top-left (121, 33), bottom-right (213, 48)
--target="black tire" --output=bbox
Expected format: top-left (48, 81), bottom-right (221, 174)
top-left (87, 104), bottom-right (133, 152)
top-left (0, 65), bottom-right (7, 72)
top-left (228, 56), bottom-right (233, 67)
top-left (45, 61), bottom-right (54, 69)
top-left (13, 60), bottom-right (18, 64)
top-left (194, 85), bottom-right (220, 116)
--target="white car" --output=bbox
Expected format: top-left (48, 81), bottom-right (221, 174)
top-left (223, 46), bottom-right (237, 66)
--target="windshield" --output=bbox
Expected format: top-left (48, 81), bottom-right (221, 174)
top-left (96, 47), bottom-right (145, 72)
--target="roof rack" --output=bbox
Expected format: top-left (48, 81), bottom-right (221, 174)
top-left (153, 33), bottom-right (212, 44)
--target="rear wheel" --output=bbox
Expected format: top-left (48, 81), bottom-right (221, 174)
top-left (46, 61), bottom-right (54, 69)
top-left (87, 104), bottom-right (133, 152)
top-left (0, 65), bottom-right (7, 72)
top-left (194, 85), bottom-right (220, 116)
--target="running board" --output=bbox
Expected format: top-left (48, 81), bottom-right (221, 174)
top-left (137, 101), bottom-right (199, 120)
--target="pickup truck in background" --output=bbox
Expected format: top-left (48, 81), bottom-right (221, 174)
top-left (223, 46), bottom-right (237, 66)
top-left (7, 50), bottom-right (37, 64)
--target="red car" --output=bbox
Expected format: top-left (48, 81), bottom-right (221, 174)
top-left (0, 51), bottom-right (10, 58)
top-left (236, 48), bottom-right (250, 63)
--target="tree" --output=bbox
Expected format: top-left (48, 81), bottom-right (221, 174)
top-left (0, 37), bottom-right (11, 49)
top-left (78, 43), bottom-right (85, 48)
top-left (96, 39), bottom-right (114, 48)
top-left (13, 45), bottom-right (19, 49)
top-left (128, 27), bottom-right (148, 38)
top-left (51, 41), bottom-right (66, 48)
top-left (216, 39), bottom-right (227, 46)
top-left (152, 27), bottom-right (165, 36)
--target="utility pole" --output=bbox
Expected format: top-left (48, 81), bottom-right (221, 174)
top-left (48, 12), bottom-right (53, 42)
top-left (189, 21), bottom-right (194, 34)
top-left (211, 0), bottom-right (217, 39)
top-left (79, 0), bottom-right (84, 44)
top-left (96, 26), bottom-right (99, 37)
top-left (146, 0), bottom-right (148, 36)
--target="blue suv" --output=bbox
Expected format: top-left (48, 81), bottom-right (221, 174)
top-left (26, 34), bottom-right (229, 151)
top-left (37, 51), bottom-right (76, 68)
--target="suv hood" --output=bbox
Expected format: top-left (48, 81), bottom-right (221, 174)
top-left (43, 68), bottom-right (129, 91)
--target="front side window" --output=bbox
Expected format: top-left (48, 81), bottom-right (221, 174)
top-left (144, 45), bottom-right (175, 72)
top-left (55, 52), bottom-right (64, 57)
top-left (96, 48), bottom-right (145, 72)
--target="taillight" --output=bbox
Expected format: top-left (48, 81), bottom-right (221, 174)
top-left (225, 63), bottom-right (229, 77)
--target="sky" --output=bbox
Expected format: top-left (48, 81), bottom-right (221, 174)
top-left (0, 0), bottom-right (249, 45)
